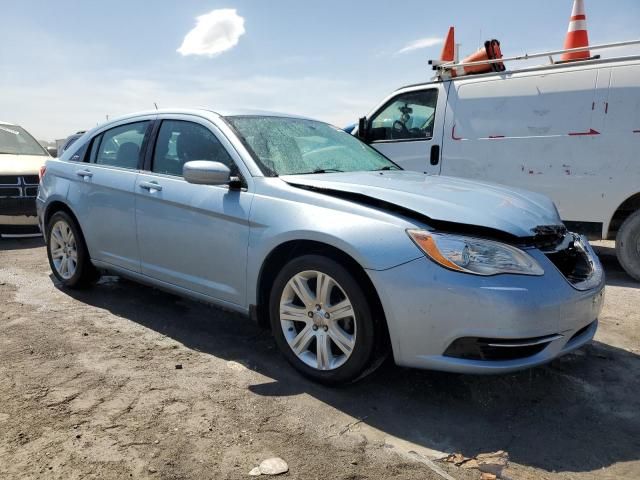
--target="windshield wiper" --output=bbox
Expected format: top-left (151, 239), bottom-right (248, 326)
top-left (374, 165), bottom-right (400, 171)
top-left (298, 168), bottom-right (344, 174)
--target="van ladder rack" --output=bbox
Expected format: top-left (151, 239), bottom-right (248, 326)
top-left (430, 39), bottom-right (640, 76)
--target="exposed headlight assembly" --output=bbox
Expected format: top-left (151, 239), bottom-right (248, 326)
top-left (407, 230), bottom-right (544, 276)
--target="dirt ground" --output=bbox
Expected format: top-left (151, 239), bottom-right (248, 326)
top-left (0, 237), bottom-right (638, 480)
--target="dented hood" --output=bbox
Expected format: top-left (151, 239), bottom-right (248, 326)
top-left (281, 171), bottom-right (563, 238)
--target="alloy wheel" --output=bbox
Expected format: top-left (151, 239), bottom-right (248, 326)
top-left (279, 270), bottom-right (357, 370)
top-left (49, 220), bottom-right (78, 280)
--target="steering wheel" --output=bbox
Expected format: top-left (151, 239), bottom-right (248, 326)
top-left (391, 120), bottom-right (409, 139)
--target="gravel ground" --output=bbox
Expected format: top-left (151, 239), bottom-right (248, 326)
top-left (0, 237), bottom-right (638, 480)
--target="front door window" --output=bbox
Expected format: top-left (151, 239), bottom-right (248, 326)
top-left (152, 120), bottom-right (235, 176)
top-left (369, 90), bottom-right (438, 142)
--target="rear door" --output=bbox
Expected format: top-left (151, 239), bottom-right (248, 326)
top-left (66, 118), bottom-right (153, 272)
top-left (364, 84), bottom-right (448, 173)
top-left (134, 115), bottom-right (253, 306)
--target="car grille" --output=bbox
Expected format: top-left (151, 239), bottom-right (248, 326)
top-left (0, 175), bottom-right (39, 199)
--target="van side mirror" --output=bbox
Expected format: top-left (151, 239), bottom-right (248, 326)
top-left (183, 160), bottom-right (231, 186)
top-left (357, 116), bottom-right (369, 142)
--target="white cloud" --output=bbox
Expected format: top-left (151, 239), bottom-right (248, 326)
top-left (0, 14), bottom-right (384, 140)
top-left (177, 9), bottom-right (245, 57)
top-left (397, 37), bottom-right (442, 54)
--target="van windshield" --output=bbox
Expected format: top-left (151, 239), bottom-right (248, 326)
top-left (225, 116), bottom-right (400, 176)
top-left (0, 125), bottom-right (48, 156)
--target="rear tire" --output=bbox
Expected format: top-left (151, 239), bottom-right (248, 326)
top-left (269, 255), bottom-right (377, 385)
top-left (616, 210), bottom-right (640, 282)
top-left (46, 211), bottom-right (99, 289)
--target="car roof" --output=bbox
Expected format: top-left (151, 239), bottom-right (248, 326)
top-left (0, 120), bottom-right (16, 126)
top-left (100, 108), bottom-right (316, 126)
top-left (214, 108), bottom-right (314, 120)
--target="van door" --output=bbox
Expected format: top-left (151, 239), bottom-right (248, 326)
top-left (364, 84), bottom-right (448, 173)
top-left (598, 63), bottom-right (640, 239)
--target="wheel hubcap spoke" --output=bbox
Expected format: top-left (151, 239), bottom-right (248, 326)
top-left (328, 324), bottom-right (355, 356)
top-left (51, 229), bottom-right (64, 246)
top-left (316, 273), bottom-right (333, 306)
top-left (290, 325), bottom-right (315, 355)
top-left (316, 333), bottom-right (332, 370)
top-left (327, 300), bottom-right (355, 321)
top-left (280, 270), bottom-right (357, 371)
top-left (290, 274), bottom-right (315, 306)
top-left (280, 303), bottom-right (311, 323)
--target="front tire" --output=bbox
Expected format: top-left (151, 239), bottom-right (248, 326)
top-left (616, 210), bottom-right (640, 282)
top-left (46, 211), bottom-right (98, 288)
top-left (269, 255), bottom-right (377, 385)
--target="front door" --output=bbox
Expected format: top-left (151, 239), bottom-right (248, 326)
top-left (365, 85), bottom-right (447, 173)
top-left (135, 116), bottom-right (252, 307)
top-left (66, 119), bottom-right (152, 272)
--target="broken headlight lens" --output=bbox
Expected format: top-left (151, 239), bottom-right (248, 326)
top-left (407, 230), bottom-right (544, 276)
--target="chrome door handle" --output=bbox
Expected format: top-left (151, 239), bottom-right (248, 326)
top-left (139, 181), bottom-right (162, 192)
top-left (76, 169), bottom-right (93, 178)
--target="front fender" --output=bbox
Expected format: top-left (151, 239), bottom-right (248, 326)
top-left (245, 179), bottom-right (424, 305)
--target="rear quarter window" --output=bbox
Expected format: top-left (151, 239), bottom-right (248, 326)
top-left (68, 142), bottom-right (89, 162)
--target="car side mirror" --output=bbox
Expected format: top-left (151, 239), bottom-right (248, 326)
top-left (46, 146), bottom-right (58, 158)
top-left (357, 116), bottom-right (369, 142)
top-left (183, 160), bottom-right (231, 186)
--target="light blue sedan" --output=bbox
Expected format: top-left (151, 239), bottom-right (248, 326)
top-left (37, 109), bottom-right (605, 384)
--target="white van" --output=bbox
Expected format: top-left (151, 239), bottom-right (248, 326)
top-left (354, 55), bottom-right (640, 280)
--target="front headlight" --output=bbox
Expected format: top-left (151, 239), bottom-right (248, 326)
top-left (407, 230), bottom-right (544, 276)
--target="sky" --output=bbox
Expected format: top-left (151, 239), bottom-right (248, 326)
top-left (1, 0), bottom-right (639, 141)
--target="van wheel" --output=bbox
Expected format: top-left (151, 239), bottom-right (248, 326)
top-left (46, 211), bottom-right (99, 288)
top-left (616, 210), bottom-right (640, 282)
top-left (269, 255), bottom-right (377, 385)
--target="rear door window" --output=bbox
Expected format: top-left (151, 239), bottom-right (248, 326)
top-left (94, 121), bottom-right (150, 169)
top-left (69, 142), bottom-right (88, 162)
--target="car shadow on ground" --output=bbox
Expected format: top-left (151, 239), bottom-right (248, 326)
top-left (59, 265), bottom-right (640, 475)
top-left (0, 236), bottom-right (44, 251)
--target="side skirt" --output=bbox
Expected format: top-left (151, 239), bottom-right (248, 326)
top-left (91, 259), bottom-right (251, 316)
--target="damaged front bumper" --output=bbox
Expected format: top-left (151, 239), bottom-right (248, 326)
top-left (367, 245), bottom-right (605, 374)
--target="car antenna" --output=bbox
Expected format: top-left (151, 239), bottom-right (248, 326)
top-left (154, 102), bottom-right (159, 110)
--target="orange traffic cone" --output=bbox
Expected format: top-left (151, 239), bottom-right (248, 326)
top-left (561, 0), bottom-right (590, 61)
top-left (440, 26), bottom-right (455, 62)
top-left (452, 40), bottom-right (505, 77)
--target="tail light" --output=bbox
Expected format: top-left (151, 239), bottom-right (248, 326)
top-left (39, 165), bottom-right (47, 181)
